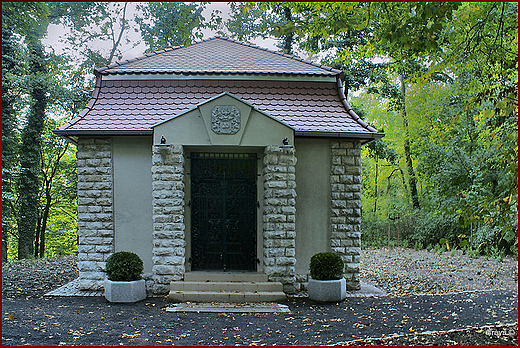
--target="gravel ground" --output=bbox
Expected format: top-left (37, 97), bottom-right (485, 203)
top-left (2, 248), bottom-right (518, 346)
top-left (2, 255), bottom-right (79, 299)
top-left (361, 247), bottom-right (518, 296)
top-left (3, 247), bottom-right (517, 299)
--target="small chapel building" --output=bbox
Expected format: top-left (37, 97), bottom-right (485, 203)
top-left (55, 37), bottom-right (383, 296)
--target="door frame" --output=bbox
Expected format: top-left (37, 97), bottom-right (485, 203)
top-left (184, 146), bottom-right (264, 273)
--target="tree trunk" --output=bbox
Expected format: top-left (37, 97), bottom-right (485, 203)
top-left (282, 6), bottom-right (293, 55)
top-left (39, 192), bottom-right (52, 258)
top-left (39, 222), bottom-right (45, 258)
top-left (399, 74), bottom-right (420, 209)
top-left (17, 34), bottom-right (47, 259)
top-left (34, 220), bottom-right (41, 258)
top-left (2, 25), bottom-right (18, 263)
top-left (374, 158), bottom-right (379, 213)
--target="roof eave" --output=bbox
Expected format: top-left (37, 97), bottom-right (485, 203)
top-left (53, 129), bottom-right (153, 138)
top-left (295, 130), bottom-right (385, 145)
top-left (53, 129), bottom-right (384, 146)
top-left (97, 70), bottom-right (339, 78)
top-left (335, 76), bottom-right (381, 134)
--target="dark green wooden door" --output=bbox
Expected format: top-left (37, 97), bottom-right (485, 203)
top-left (190, 153), bottom-right (257, 271)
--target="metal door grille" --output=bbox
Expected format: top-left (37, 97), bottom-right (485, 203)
top-left (190, 153), bottom-right (257, 271)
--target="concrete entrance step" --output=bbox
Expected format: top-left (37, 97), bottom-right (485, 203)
top-left (169, 290), bottom-right (287, 303)
top-left (184, 271), bottom-right (268, 282)
top-left (169, 272), bottom-right (286, 303)
top-left (170, 281), bottom-right (283, 293)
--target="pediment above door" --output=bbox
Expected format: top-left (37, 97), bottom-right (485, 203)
top-left (152, 92), bottom-right (294, 147)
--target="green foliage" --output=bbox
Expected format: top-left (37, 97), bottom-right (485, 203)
top-left (106, 251), bottom-right (144, 281)
top-left (365, 137), bottom-right (398, 164)
top-left (2, 2), bottom-right (49, 36)
top-left (225, 3), bottom-right (274, 42)
top-left (371, 2), bottom-right (461, 55)
top-left (350, 3), bottom-right (517, 258)
top-left (361, 217), bottom-right (389, 248)
top-left (226, 3), bottom-right (303, 54)
top-left (2, 14), bottom-right (20, 261)
top-left (309, 252), bottom-right (344, 280)
top-left (3, 2), bottom-right (516, 262)
top-left (3, 3), bottom-right (83, 260)
top-left (34, 119), bottom-right (77, 258)
top-left (136, 2), bottom-right (216, 52)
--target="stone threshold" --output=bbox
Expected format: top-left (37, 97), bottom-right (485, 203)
top-left (165, 302), bottom-right (291, 313)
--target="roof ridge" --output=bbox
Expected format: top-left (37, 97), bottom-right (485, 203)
top-left (96, 36), bottom-right (342, 75)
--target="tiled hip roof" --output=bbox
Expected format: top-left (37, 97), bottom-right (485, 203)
top-left (59, 79), bottom-right (377, 135)
top-left (97, 37), bottom-right (341, 76)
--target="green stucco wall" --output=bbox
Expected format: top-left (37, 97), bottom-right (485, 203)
top-left (113, 137), bottom-right (154, 273)
top-left (294, 138), bottom-right (331, 275)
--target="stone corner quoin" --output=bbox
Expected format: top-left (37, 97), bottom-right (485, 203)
top-left (330, 140), bottom-right (361, 290)
top-left (76, 138), bottom-right (114, 291)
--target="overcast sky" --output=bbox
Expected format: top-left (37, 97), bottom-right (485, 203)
top-left (43, 2), bottom-right (280, 63)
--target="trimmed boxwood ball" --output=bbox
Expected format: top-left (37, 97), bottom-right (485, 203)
top-left (309, 252), bottom-right (344, 280)
top-left (106, 251), bottom-right (144, 281)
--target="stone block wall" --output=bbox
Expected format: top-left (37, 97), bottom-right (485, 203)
top-left (76, 138), bottom-right (114, 291)
top-left (151, 144), bottom-right (186, 294)
top-left (263, 146), bottom-right (297, 293)
top-left (330, 140), bottom-right (362, 290)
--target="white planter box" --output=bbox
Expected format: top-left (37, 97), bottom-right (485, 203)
top-left (104, 279), bottom-right (146, 303)
top-left (308, 277), bottom-right (347, 302)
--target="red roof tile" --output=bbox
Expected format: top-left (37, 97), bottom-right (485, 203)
top-left (59, 79), bottom-right (377, 134)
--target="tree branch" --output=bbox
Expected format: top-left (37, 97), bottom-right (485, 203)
top-left (108, 2), bottom-right (128, 65)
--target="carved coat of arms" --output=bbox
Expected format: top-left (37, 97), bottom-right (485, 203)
top-left (211, 105), bottom-right (240, 134)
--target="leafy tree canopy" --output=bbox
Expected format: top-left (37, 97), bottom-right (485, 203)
top-left (136, 2), bottom-right (219, 52)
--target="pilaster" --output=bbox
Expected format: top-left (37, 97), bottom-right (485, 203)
top-left (151, 144), bottom-right (186, 294)
top-left (263, 145), bottom-right (297, 293)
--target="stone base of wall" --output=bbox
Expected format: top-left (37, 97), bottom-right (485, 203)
top-left (295, 273), bottom-right (309, 292)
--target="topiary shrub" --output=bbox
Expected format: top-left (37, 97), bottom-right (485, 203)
top-left (106, 251), bottom-right (144, 281)
top-left (309, 252), bottom-right (344, 280)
